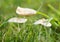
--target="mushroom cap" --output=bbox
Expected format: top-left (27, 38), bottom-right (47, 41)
top-left (16, 7), bottom-right (37, 16)
top-left (8, 17), bottom-right (27, 23)
top-left (34, 18), bottom-right (52, 27)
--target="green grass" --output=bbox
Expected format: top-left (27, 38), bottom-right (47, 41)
top-left (0, 0), bottom-right (60, 42)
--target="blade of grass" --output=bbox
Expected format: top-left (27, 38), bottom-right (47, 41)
top-left (48, 4), bottom-right (60, 15)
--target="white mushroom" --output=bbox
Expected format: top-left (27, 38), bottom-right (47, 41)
top-left (8, 17), bottom-right (27, 23)
top-left (16, 6), bottom-right (37, 15)
top-left (34, 18), bottom-right (52, 27)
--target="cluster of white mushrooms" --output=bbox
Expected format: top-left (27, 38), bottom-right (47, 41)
top-left (8, 6), bottom-right (52, 27)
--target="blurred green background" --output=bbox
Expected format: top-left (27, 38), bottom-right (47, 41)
top-left (0, 0), bottom-right (60, 42)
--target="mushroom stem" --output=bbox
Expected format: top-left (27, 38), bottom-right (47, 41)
top-left (18, 23), bottom-right (20, 28)
top-left (37, 12), bottom-right (50, 18)
top-left (24, 16), bottom-right (26, 18)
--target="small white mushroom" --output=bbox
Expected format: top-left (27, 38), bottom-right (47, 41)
top-left (16, 7), bottom-right (37, 15)
top-left (8, 17), bottom-right (27, 23)
top-left (34, 18), bottom-right (52, 27)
